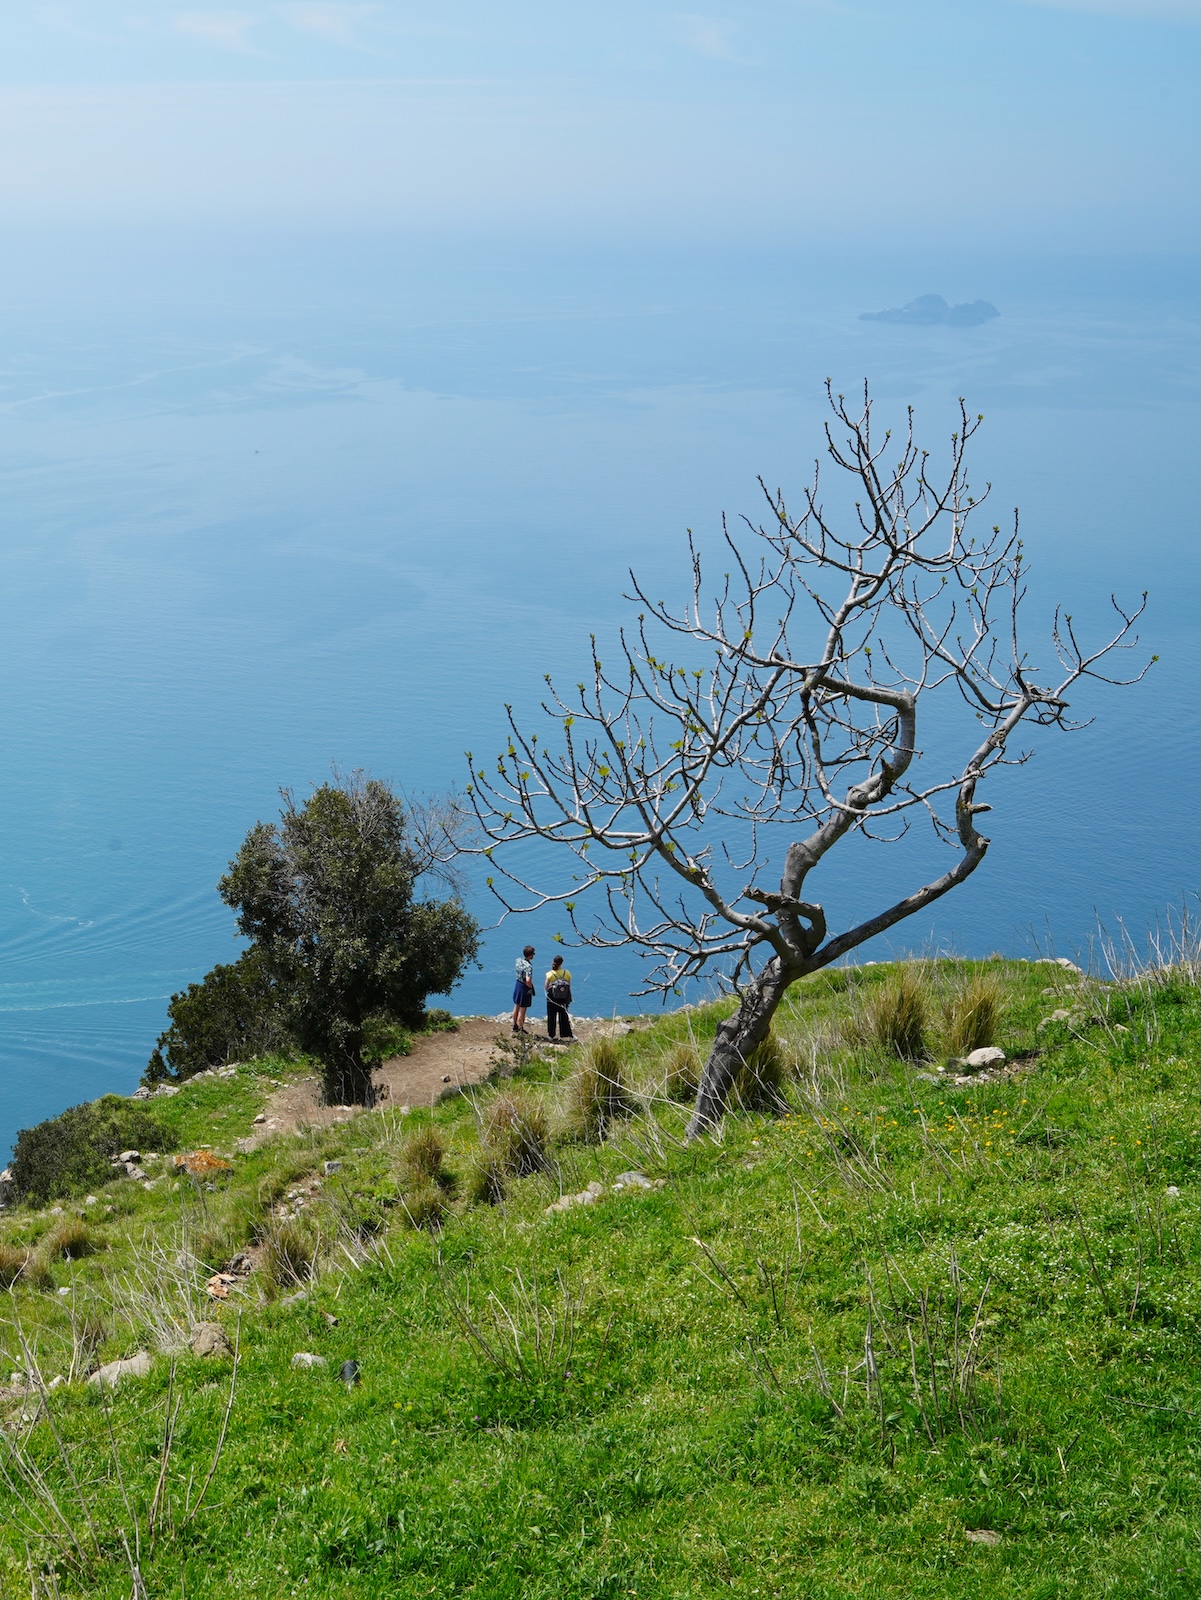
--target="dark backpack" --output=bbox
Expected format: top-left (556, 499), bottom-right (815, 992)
top-left (548, 978), bottom-right (572, 1006)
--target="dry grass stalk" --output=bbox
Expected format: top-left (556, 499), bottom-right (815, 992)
top-left (439, 1263), bottom-right (581, 1383)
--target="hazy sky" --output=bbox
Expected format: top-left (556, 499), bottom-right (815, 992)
top-left (1, 0), bottom-right (1196, 247)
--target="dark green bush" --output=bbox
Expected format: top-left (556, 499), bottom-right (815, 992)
top-left (144, 947), bottom-right (291, 1085)
top-left (9, 1096), bottom-right (178, 1208)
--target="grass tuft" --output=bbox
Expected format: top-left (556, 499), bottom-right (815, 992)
top-left (662, 1041), bottom-right (702, 1102)
top-left (562, 1039), bottom-right (635, 1140)
top-left (464, 1149), bottom-right (507, 1206)
top-left (41, 1218), bottom-right (97, 1260)
top-left (844, 966), bottom-right (930, 1059)
top-left (0, 1242), bottom-right (30, 1288)
top-left (480, 1090), bottom-right (550, 1177)
top-left (731, 1030), bottom-right (792, 1114)
top-left (260, 1215), bottom-right (320, 1289)
top-left (400, 1125), bottom-right (453, 1191)
top-left (940, 970), bottom-right (1004, 1057)
top-left (401, 1181), bottom-right (447, 1231)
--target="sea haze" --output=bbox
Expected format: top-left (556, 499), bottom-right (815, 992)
top-left (0, 236), bottom-right (1196, 1157)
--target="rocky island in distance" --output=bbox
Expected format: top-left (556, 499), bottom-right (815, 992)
top-left (860, 292), bottom-right (1000, 326)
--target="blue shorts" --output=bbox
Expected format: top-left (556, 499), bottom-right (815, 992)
top-left (513, 979), bottom-right (533, 1006)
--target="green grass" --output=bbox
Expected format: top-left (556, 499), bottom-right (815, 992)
top-left (0, 959), bottom-right (1196, 1599)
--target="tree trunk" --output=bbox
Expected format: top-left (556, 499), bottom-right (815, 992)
top-left (320, 1046), bottom-right (375, 1108)
top-left (686, 958), bottom-right (796, 1137)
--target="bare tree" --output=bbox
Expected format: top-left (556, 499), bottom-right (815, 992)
top-left (467, 384), bottom-right (1150, 1133)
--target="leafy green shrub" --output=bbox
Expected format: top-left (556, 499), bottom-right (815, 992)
top-left (143, 947), bottom-right (291, 1085)
top-left (41, 1218), bottom-right (96, 1260)
top-left (663, 1042), bottom-right (702, 1102)
top-left (563, 1039), bottom-right (635, 1141)
top-left (481, 1092), bottom-right (550, 1177)
top-left (9, 1096), bottom-right (179, 1208)
top-left (422, 1009), bottom-right (458, 1033)
top-left (941, 972), bottom-right (1003, 1057)
top-left (731, 1031), bottom-right (791, 1114)
top-left (843, 967), bottom-right (929, 1060)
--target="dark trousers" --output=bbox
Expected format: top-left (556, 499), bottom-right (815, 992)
top-left (547, 1001), bottom-right (573, 1039)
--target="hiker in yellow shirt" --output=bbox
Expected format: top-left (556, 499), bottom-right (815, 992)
top-left (544, 955), bottom-right (574, 1041)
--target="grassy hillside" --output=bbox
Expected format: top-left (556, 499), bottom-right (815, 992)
top-left (0, 956), bottom-right (1196, 1599)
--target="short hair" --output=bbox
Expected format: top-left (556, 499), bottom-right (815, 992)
top-left (522, 945), bottom-right (535, 959)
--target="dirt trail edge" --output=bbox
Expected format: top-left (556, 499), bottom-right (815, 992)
top-left (245, 1016), bottom-right (638, 1146)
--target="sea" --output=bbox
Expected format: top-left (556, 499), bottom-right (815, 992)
top-left (0, 233), bottom-right (1196, 1158)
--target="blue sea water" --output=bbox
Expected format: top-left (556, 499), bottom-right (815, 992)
top-left (0, 235), bottom-right (1196, 1158)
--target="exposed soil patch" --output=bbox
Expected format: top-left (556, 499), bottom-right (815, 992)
top-left (242, 1015), bottom-right (638, 1147)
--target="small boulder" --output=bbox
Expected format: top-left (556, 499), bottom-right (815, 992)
top-left (964, 1529), bottom-right (1002, 1546)
top-left (88, 1351), bottom-right (151, 1389)
top-left (613, 1171), bottom-right (654, 1190)
top-left (153, 1084), bottom-right (179, 1097)
top-left (291, 1351), bottom-right (327, 1370)
top-left (339, 1359), bottom-right (361, 1388)
top-left (1038, 1009), bottom-right (1074, 1030)
top-left (190, 1322), bottom-right (231, 1359)
top-left (963, 1047), bottom-right (1006, 1071)
top-left (131, 1086), bottom-right (152, 1100)
top-left (323, 1160), bottom-right (343, 1176)
top-left (253, 1113), bottom-right (268, 1125)
top-left (116, 1151), bottom-right (140, 1165)
top-left (1166, 1185), bottom-right (1180, 1198)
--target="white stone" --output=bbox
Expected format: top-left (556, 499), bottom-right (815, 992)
top-left (88, 1351), bottom-right (151, 1389)
top-left (291, 1352), bottom-right (327, 1370)
top-left (964, 1047), bottom-right (1006, 1070)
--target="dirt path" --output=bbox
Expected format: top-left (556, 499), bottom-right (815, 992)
top-left (243, 1015), bottom-right (636, 1147)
